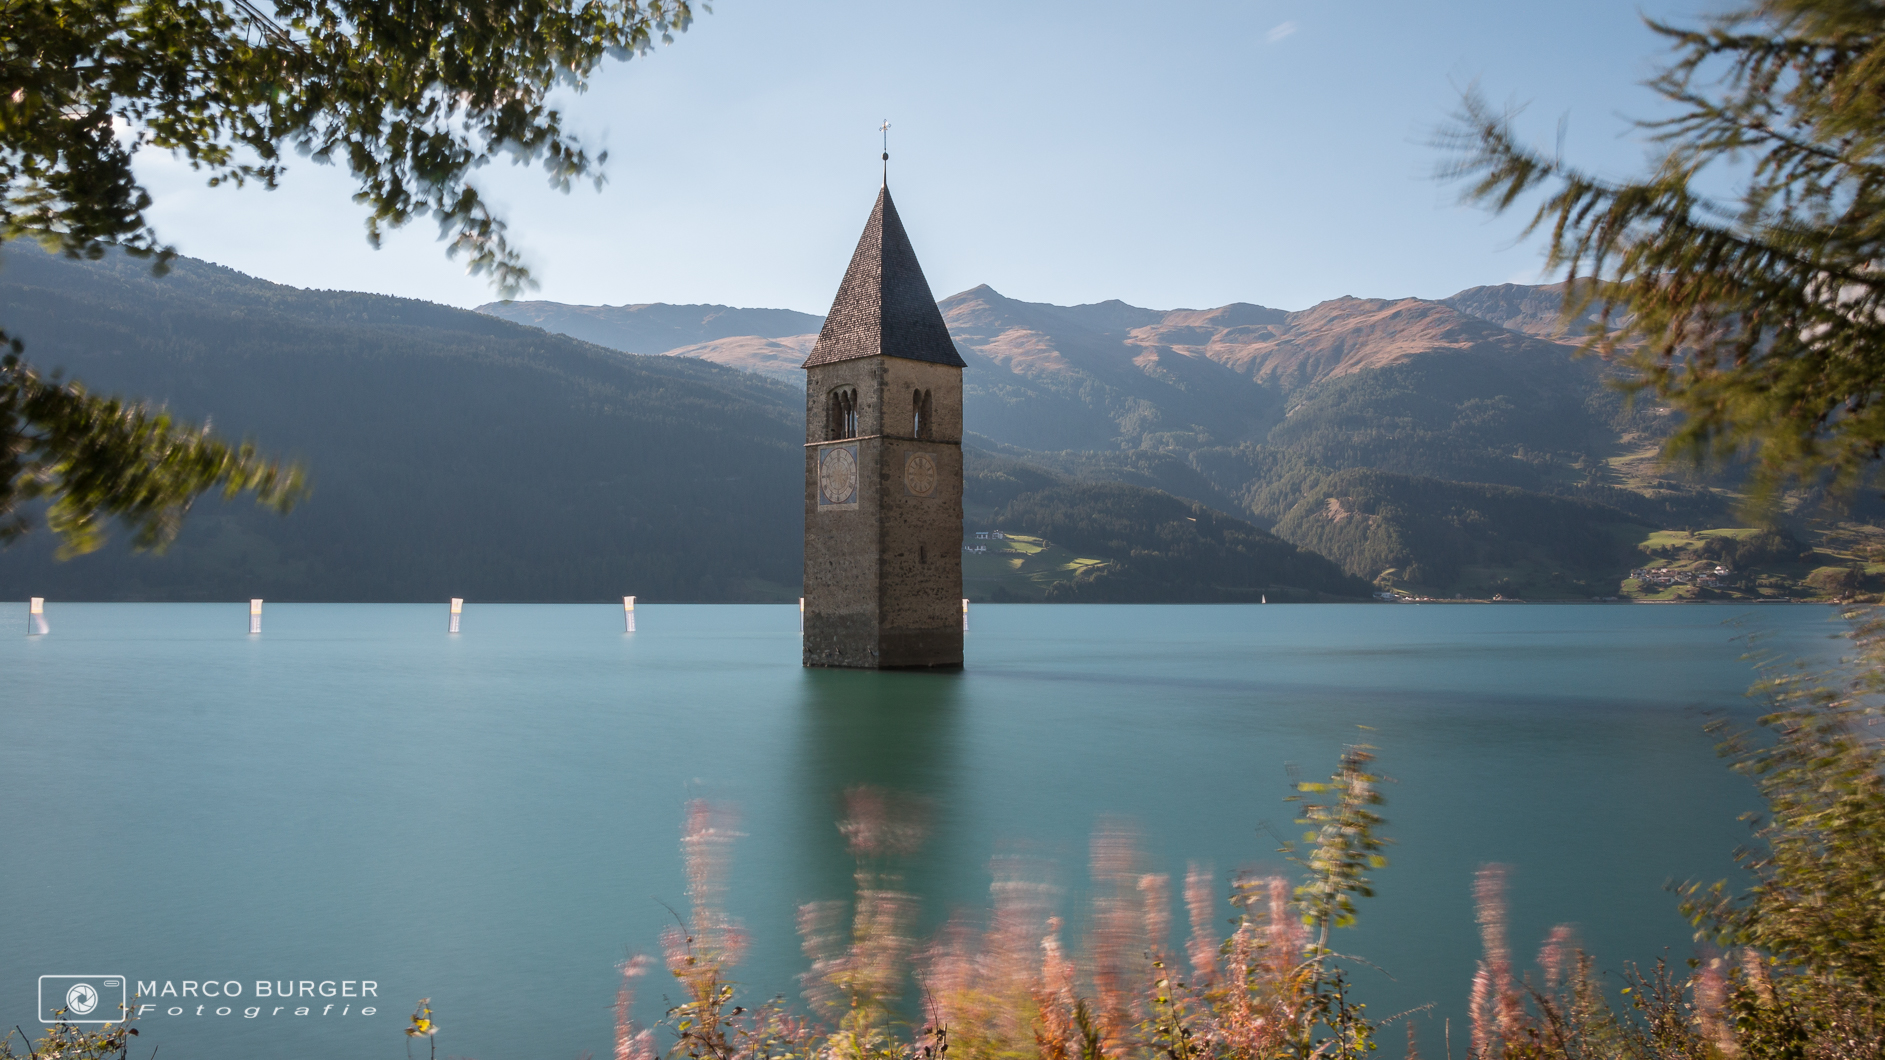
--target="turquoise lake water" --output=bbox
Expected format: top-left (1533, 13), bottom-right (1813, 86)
top-left (0, 603), bottom-right (1853, 1059)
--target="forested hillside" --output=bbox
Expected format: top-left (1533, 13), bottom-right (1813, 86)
top-left (1270, 469), bottom-right (1649, 598)
top-left (998, 482), bottom-right (1370, 602)
top-left (0, 247), bottom-right (808, 601)
top-left (961, 452), bottom-right (1369, 602)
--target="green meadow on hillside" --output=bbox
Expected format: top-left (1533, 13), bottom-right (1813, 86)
top-left (1621, 526), bottom-right (1885, 602)
top-left (959, 534), bottom-right (1108, 601)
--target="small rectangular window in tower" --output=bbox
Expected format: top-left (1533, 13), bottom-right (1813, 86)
top-left (912, 388), bottom-right (933, 440)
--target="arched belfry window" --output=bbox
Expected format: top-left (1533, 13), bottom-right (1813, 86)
top-left (912, 388), bottom-right (933, 440)
top-left (827, 386), bottom-right (859, 440)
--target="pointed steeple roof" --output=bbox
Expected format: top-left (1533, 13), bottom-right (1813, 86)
top-left (802, 186), bottom-right (967, 369)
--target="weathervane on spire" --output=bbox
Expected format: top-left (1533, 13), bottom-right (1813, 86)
top-left (880, 119), bottom-right (890, 183)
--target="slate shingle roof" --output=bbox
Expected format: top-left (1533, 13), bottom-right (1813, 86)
top-left (802, 185), bottom-right (967, 369)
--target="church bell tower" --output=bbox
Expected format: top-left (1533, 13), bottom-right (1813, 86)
top-left (801, 182), bottom-right (966, 669)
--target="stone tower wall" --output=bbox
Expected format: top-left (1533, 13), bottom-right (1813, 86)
top-left (804, 359), bottom-right (881, 667)
top-left (803, 356), bottom-right (963, 668)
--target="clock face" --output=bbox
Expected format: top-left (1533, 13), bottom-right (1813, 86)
top-left (905, 452), bottom-right (938, 497)
top-left (819, 445), bottom-right (858, 506)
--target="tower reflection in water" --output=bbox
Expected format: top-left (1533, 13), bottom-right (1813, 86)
top-left (782, 667), bottom-right (976, 1018)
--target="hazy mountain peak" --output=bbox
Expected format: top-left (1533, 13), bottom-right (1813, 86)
top-left (475, 299), bottom-right (824, 355)
top-left (1441, 281), bottom-right (1608, 343)
top-left (937, 287), bottom-right (1168, 340)
top-left (1158, 303), bottom-right (1289, 329)
top-left (1055, 298), bottom-right (1168, 334)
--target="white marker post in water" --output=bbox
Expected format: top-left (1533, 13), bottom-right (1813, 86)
top-left (799, 597), bottom-right (805, 633)
top-left (28, 597), bottom-right (46, 636)
top-left (249, 599), bottom-right (263, 635)
top-left (449, 598), bottom-right (463, 634)
top-left (624, 596), bottom-right (636, 633)
top-left (962, 597), bottom-right (970, 633)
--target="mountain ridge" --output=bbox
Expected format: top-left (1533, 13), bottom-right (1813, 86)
top-left (477, 282), bottom-right (1590, 389)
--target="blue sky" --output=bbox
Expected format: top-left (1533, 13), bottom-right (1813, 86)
top-left (132, 0), bottom-right (1717, 314)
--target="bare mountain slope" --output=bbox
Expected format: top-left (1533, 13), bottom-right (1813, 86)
top-left (945, 286), bottom-right (1578, 395)
top-left (935, 284), bottom-right (1621, 454)
top-left (939, 285), bottom-right (1282, 450)
top-left (1167, 296), bottom-right (1546, 388)
top-left (662, 334), bottom-right (816, 382)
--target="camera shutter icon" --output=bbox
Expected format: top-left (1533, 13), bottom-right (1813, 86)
top-left (38, 976), bottom-right (125, 1024)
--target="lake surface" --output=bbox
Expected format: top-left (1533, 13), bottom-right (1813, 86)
top-left (0, 603), bottom-right (1852, 1060)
